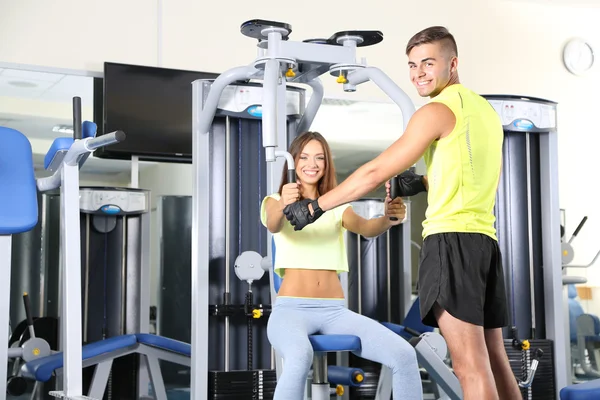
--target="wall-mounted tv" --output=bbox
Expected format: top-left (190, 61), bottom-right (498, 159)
top-left (95, 62), bottom-right (219, 163)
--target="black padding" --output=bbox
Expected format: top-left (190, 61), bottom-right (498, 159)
top-left (240, 19), bottom-right (292, 41)
top-left (327, 30), bottom-right (384, 47)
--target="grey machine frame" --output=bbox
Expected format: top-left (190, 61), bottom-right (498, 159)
top-left (190, 19), bottom-right (417, 399)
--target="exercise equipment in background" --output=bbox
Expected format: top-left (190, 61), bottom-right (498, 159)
top-left (34, 97), bottom-right (125, 399)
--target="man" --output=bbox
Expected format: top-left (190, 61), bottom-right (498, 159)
top-left (283, 26), bottom-right (521, 400)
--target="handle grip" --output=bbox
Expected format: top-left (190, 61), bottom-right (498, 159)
top-left (73, 97), bottom-right (82, 140)
top-left (22, 293), bottom-right (33, 327)
top-left (86, 130), bottom-right (126, 150)
top-left (287, 169), bottom-right (296, 183)
top-left (389, 175), bottom-right (400, 221)
top-left (572, 216), bottom-right (588, 238)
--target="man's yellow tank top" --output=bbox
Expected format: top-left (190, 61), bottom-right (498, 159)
top-left (422, 84), bottom-right (503, 240)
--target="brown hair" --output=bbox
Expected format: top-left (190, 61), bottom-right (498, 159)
top-left (405, 26), bottom-right (458, 57)
top-left (278, 131), bottom-right (337, 198)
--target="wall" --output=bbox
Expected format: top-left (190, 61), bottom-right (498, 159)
top-left (5, 0), bottom-right (600, 289)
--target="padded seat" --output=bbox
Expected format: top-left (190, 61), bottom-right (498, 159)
top-left (309, 335), bottom-right (361, 352)
top-left (136, 333), bottom-right (191, 357)
top-left (0, 127), bottom-right (38, 234)
top-left (560, 379), bottom-right (600, 400)
top-left (381, 298), bottom-right (434, 341)
top-left (22, 334), bottom-right (138, 382)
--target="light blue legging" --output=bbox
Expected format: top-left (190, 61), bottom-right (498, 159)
top-left (267, 296), bottom-right (423, 400)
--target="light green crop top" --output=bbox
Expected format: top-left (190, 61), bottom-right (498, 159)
top-left (260, 193), bottom-right (352, 278)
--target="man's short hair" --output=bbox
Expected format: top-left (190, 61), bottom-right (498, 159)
top-left (405, 26), bottom-right (458, 57)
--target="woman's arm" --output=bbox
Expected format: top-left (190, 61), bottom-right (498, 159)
top-left (264, 197), bottom-right (287, 233)
top-left (342, 208), bottom-right (394, 238)
top-left (341, 197), bottom-right (407, 237)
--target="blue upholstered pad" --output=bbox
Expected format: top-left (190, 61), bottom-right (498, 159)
top-left (328, 365), bottom-right (364, 387)
top-left (381, 298), bottom-right (434, 341)
top-left (82, 121), bottom-right (97, 139)
top-left (560, 378), bottom-right (600, 400)
top-left (22, 334), bottom-right (138, 382)
top-left (22, 334), bottom-right (195, 382)
top-left (44, 137), bottom-right (73, 170)
top-left (136, 333), bottom-right (191, 356)
top-left (0, 127), bottom-right (38, 234)
top-left (309, 335), bottom-right (361, 352)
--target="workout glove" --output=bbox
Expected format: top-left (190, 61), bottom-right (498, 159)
top-left (283, 199), bottom-right (324, 231)
top-left (394, 170), bottom-right (427, 197)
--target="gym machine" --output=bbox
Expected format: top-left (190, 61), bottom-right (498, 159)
top-left (35, 97), bottom-right (126, 399)
top-left (484, 94), bottom-right (568, 399)
top-left (190, 18), bottom-right (419, 399)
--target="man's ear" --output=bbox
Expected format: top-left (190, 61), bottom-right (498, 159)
top-left (450, 56), bottom-right (459, 73)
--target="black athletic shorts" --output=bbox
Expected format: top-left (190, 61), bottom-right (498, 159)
top-left (417, 232), bottom-right (509, 329)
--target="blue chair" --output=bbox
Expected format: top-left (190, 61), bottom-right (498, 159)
top-left (270, 238), bottom-right (365, 398)
top-left (561, 379), bottom-right (600, 400)
top-left (0, 127), bottom-right (39, 397)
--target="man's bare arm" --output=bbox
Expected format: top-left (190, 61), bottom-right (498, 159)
top-left (316, 102), bottom-right (455, 212)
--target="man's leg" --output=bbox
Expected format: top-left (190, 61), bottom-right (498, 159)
top-left (433, 304), bottom-right (499, 400)
top-left (484, 328), bottom-right (523, 400)
top-left (482, 238), bottom-right (522, 400)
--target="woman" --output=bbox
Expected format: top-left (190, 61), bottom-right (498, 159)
top-left (260, 131), bottom-right (423, 400)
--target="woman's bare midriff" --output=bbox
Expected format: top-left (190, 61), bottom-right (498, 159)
top-left (277, 269), bottom-right (345, 299)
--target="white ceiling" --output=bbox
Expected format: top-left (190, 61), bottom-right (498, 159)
top-left (0, 67), bottom-right (93, 104)
top-left (0, 65), bottom-right (406, 179)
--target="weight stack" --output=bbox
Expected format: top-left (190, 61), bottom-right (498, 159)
top-left (348, 356), bottom-right (379, 399)
top-left (504, 339), bottom-right (555, 399)
top-left (209, 370), bottom-right (277, 399)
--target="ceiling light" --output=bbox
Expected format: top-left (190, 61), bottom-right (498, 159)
top-left (52, 125), bottom-right (74, 134)
top-left (8, 80), bottom-right (38, 88)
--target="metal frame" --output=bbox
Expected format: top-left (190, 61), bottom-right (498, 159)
top-left (36, 131), bottom-right (124, 400)
top-left (191, 20), bottom-right (416, 400)
top-left (0, 235), bottom-right (12, 399)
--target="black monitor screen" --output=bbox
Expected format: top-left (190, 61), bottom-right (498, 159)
top-left (96, 62), bottom-right (219, 162)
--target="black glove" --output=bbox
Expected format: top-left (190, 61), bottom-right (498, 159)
top-left (392, 169), bottom-right (427, 198)
top-left (283, 198), bottom-right (324, 231)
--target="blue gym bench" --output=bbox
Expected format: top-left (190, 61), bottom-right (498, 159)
top-left (22, 333), bottom-right (190, 399)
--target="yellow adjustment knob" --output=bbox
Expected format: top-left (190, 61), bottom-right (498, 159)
top-left (355, 373), bottom-right (364, 383)
top-left (33, 348), bottom-right (40, 356)
top-left (563, 250), bottom-right (568, 256)
top-left (336, 385), bottom-right (344, 396)
top-left (286, 68), bottom-right (296, 78)
top-left (252, 309), bottom-right (262, 319)
top-left (522, 340), bottom-right (530, 350)
top-left (337, 74), bottom-right (347, 84)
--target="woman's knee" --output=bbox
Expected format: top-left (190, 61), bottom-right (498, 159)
top-left (387, 339), bottom-right (419, 369)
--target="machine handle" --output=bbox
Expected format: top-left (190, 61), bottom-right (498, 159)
top-left (403, 326), bottom-right (421, 337)
top-left (23, 292), bottom-right (36, 339)
top-left (23, 293), bottom-right (33, 327)
top-left (73, 97), bottom-right (82, 140)
top-left (572, 216), bottom-right (588, 239)
top-left (389, 175), bottom-right (400, 221)
top-left (287, 169), bottom-right (296, 184)
top-left (86, 130), bottom-right (126, 150)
